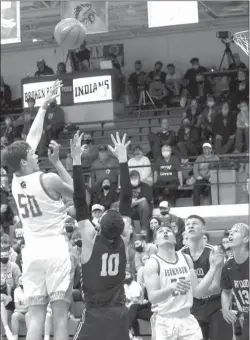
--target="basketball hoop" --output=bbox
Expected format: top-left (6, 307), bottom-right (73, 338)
top-left (233, 30), bottom-right (249, 56)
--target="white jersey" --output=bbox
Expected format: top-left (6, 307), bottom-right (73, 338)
top-left (12, 171), bottom-right (68, 248)
top-left (151, 251), bottom-right (193, 316)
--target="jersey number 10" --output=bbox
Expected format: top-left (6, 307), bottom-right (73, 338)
top-left (18, 194), bottom-right (42, 219)
top-left (100, 253), bottom-right (120, 277)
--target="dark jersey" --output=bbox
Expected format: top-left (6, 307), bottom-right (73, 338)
top-left (81, 234), bottom-right (126, 307)
top-left (182, 243), bottom-right (221, 307)
top-left (221, 257), bottom-right (249, 317)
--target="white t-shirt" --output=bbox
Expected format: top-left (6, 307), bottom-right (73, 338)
top-left (128, 156), bottom-right (153, 185)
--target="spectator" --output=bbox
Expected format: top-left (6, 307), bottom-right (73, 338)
top-left (193, 143), bottom-right (219, 206)
top-left (81, 133), bottom-right (99, 170)
top-left (44, 99), bottom-right (66, 141)
top-left (234, 101), bottom-right (249, 153)
top-left (0, 76), bottom-right (12, 108)
top-left (154, 145), bottom-right (183, 206)
top-left (128, 145), bottom-right (153, 186)
top-left (149, 74), bottom-right (168, 107)
top-left (1, 116), bottom-right (16, 145)
top-left (198, 95), bottom-right (217, 142)
top-left (165, 63), bottom-right (182, 99)
top-left (148, 61), bottom-right (166, 84)
top-left (184, 58), bottom-right (208, 98)
top-left (130, 170), bottom-right (153, 233)
top-left (228, 53), bottom-right (248, 71)
top-left (74, 41), bottom-right (91, 71)
top-left (128, 60), bottom-right (147, 103)
top-left (220, 230), bottom-right (233, 261)
top-left (35, 59), bottom-right (54, 76)
top-left (92, 178), bottom-right (119, 211)
top-left (213, 101), bottom-right (236, 154)
top-left (182, 231), bottom-right (189, 246)
top-left (127, 224), bottom-right (136, 276)
top-left (203, 232), bottom-right (210, 244)
top-left (183, 98), bottom-right (201, 128)
top-left (91, 204), bottom-right (105, 230)
top-left (177, 118), bottom-right (200, 162)
top-left (1, 274), bottom-right (14, 340)
top-left (91, 145), bottom-right (120, 190)
top-left (147, 217), bottom-right (161, 242)
top-left (11, 276), bottom-right (29, 340)
top-left (64, 216), bottom-right (77, 242)
top-left (11, 220), bottom-right (24, 255)
top-left (231, 70), bottom-right (249, 109)
top-left (13, 97), bottom-right (37, 139)
top-left (134, 234), bottom-right (157, 272)
top-left (57, 62), bottom-right (67, 74)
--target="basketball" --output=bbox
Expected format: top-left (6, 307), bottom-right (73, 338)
top-left (54, 18), bottom-right (86, 50)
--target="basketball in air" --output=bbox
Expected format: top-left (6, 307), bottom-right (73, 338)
top-left (54, 18), bottom-right (86, 50)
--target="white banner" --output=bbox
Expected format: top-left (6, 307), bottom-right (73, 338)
top-left (73, 75), bottom-right (112, 103)
top-left (61, 1), bottom-right (108, 34)
top-left (1, 1), bottom-right (21, 44)
top-left (23, 82), bottom-right (61, 108)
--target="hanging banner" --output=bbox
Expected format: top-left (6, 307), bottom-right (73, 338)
top-left (1, 1), bottom-right (21, 44)
top-left (89, 44), bottom-right (124, 68)
top-left (61, 1), bottom-right (108, 34)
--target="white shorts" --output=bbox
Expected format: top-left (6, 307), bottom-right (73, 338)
top-left (155, 314), bottom-right (203, 340)
top-left (22, 237), bottom-right (74, 306)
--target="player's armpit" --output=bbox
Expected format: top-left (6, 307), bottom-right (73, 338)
top-left (78, 219), bottom-right (96, 263)
top-left (42, 173), bottom-right (73, 200)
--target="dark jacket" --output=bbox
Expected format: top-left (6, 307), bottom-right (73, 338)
top-left (178, 127), bottom-right (199, 145)
top-left (34, 65), bottom-right (54, 77)
top-left (132, 182), bottom-right (153, 204)
top-left (212, 113), bottom-right (237, 142)
top-left (92, 184), bottom-right (119, 210)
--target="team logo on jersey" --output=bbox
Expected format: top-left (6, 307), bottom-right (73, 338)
top-left (20, 181), bottom-right (26, 189)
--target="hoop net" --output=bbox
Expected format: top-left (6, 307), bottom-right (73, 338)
top-left (233, 30), bottom-right (249, 56)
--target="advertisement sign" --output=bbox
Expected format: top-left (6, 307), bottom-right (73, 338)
top-left (89, 44), bottom-right (124, 68)
top-left (1, 1), bottom-right (21, 44)
top-left (23, 81), bottom-right (61, 108)
top-left (73, 75), bottom-right (112, 103)
top-left (62, 1), bottom-right (108, 34)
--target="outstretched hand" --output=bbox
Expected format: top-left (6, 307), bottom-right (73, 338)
top-left (48, 140), bottom-right (61, 165)
top-left (44, 79), bottom-right (63, 104)
top-left (108, 132), bottom-right (131, 162)
top-left (70, 130), bottom-right (85, 164)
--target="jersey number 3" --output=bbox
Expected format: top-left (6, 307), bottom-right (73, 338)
top-left (18, 194), bottom-right (42, 219)
top-left (100, 253), bottom-right (119, 277)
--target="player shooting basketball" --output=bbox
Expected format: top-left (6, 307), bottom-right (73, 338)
top-left (71, 131), bottom-right (132, 340)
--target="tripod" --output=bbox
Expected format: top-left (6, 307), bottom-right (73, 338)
top-left (218, 42), bottom-right (236, 71)
top-left (137, 89), bottom-right (157, 118)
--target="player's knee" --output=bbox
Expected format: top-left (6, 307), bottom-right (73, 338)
top-left (51, 300), bottom-right (69, 319)
top-left (11, 311), bottom-right (23, 323)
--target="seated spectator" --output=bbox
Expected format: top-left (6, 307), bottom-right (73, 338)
top-left (91, 204), bottom-right (105, 230)
top-left (1, 274), bottom-right (14, 340)
top-left (13, 97), bottom-right (37, 139)
top-left (182, 231), bottom-right (189, 246)
top-left (148, 61), bottom-right (166, 85)
top-left (134, 234), bottom-right (157, 272)
top-left (11, 220), bottom-right (24, 255)
top-left (44, 99), bottom-right (65, 141)
top-left (180, 95), bottom-right (188, 110)
top-left (128, 60), bottom-right (147, 103)
top-left (234, 100), bottom-right (249, 153)
top-left (130, 170), bottom-right (153, 233)
top-left (35, 59), bottom-right (54, 76)
top-left (212, 101), bottom-right (236, 154)
top-left (231, 70), bottom-right (249, 109)
top-left (203, 232), bottom-right (210, 244)
top-left (91, 145), bottom-right (119, 190)
top-left (154, 145), bottom-right (183, 206)
top-left (193, 143), bottom-right (219, 206)
top-left (220, 230), bottom-right (233, 261)
top-left (195, 72), bottom-right (212, 103)
top-left (198, 95), bottom-right (217, 142)
top-left (177, 118), bottom-right (200, 162)
top-left (71, 41), bottom-right (90, 71)
top-left (165, 63), bottom-right (182, 99)
top-left (184, 57), bottom-right (208, 98)
top-left (1, 116), bottom-right (16, 145)
top-left (57, 62), bottom-right (67, 74)
top-left (149, 74), bottom-right (168, 108)
top-left (183, 98), bottom-right (201, 128)
top-left (148, 118), bottom-right (177, 161)
top-left (0, 76), bottom-right (12, 109)
top-left (147, 217), bottom-right (161, 242)
top-left (11, 276), bottom-right (28, 340)
top-left (64, 216), bottom-right (77, 242)
top-left (128, 145), bottom-right (153, 186)
top-left (92, 178), bottom-right (119, 211)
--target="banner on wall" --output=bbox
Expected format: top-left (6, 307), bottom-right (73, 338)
top-left (1, 1), bottom-right (21, 44)
top-left (23, 81), bottom-right (62, 108)
top-left (61, 1), bottom-right (108, 34)
top-left (89, 44), bottom-right (124, 68)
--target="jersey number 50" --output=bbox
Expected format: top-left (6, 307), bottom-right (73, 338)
top-left (100, 253), bottom-right (120, 277)
top-left (18, 194), bottom-right (42, 219)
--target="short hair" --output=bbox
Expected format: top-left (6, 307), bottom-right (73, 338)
top-left (2, 141), bottom-right (30, 172)
top-left (186, 215), bottom-right (206, 226)
top-left (167, 63), bottom-right (174, 68)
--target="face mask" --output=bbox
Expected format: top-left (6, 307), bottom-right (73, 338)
top-left (103, 185), bottom-right (111, 190)
top-left (75, 240), bottom-right (82, 248)
top-left (131, 180), bottom-right (139, 187)
top-left (135, 245), bottom-right (144, 253)
top-left (19, 285), bottom-right (23, 290)
top-left (65, 226), bottom-right (74, 233)
top-left (84, 139), bottom-right (91, 144)
top-left (0, 257), bottom-right (9, 264)
top-left (207, 101), bottom-right (214, 107)
top-left (160, 211), bottom-right (169, 216)
top-left (162, 152), bottom-right (171, 158)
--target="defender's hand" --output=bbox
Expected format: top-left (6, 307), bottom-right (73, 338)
top-left (108, 132), bottom-right (131, 163)
top-left (48, 140), bottom-right (61, 165)
top-left (70, 130), bottom-right (85, 164)
top-left (43, 80), bottom-right (62, 106)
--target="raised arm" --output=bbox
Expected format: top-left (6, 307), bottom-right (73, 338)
top-left (26, 80), bottom-right (62, 152)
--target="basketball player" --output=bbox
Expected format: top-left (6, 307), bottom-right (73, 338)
top-left (221, 223), bottom-right (249, 340)
top-left (71, 131), bottom-right (132, 340)
top-left (2, 80), bottom-right (74, 340)
top-left (182, 215), bottom-right (233, 340)
top-left (143, 224), bottom-right (225, 340)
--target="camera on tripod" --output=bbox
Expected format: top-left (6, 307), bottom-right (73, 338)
top-left (216, 31), bottom-right (235, 70)
top-left (216, 31), bottom-right (232, 40)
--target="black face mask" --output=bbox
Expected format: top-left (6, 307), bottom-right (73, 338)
top-left (84, 139), bottom-right (91, 144)
top-left (50, 103), bottom-right (56, 108)
top-left (75, 240), bottom-right (82, 248)
top-left (66, 226), bottom-right (74, 233)
top-left (19, 285), bottom-right (23, 290)
top-left (160, 211), bottom-right (169, 216)
top-left (103, 185), bottom-right (111, 190)
top-left (0, 258), bottom-right (9, 264)
top-left (135, 245), bottom-right (144, 253)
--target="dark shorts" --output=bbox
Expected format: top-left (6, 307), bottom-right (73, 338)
top-left (191, 297), bottom-right (233, 340)
top-left (73, 305), bottom-right (130, 340)
top-left (239, 316), bottom-right (249, 340)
